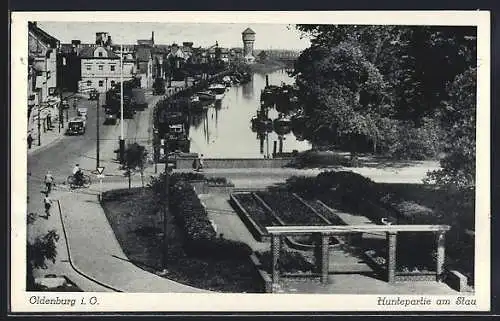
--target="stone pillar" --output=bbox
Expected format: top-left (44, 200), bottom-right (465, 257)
top-left (386, 232), bottom-right (397, 283)
top-left (271, 234), bottom-right (281, 286)
top-left (436, 231), bottom-right (446, 281)
top-left (321, 234), bottom-right (330, 284)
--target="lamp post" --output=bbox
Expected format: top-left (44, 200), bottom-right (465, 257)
top-left (96, 92), bottom-right (100, 169)
top-left (119, 45), bottom-right (125, 163)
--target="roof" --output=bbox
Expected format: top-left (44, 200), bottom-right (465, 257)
top-left (135, 46), bottom-right (152, 61)
top-left (242, 27), bottom-right (255, 35)
top-left (79, 46), bottom-right (119, 59)
top-left (60, 44), bottom-right (74, 54)
top-left (28, 22), bottom-right (59, 48)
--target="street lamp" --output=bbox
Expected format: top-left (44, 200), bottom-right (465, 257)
top-left (119, 44), bottom-right (125, 163)
top-left (94, 91), bottom-right (101, 169)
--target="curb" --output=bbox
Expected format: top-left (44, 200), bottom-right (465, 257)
top-left (27, 133), bottom-right (66, 157)
top-left (56, 199), bottom-right (122, 292)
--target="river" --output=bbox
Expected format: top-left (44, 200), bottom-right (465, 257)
top-left (187, 69), bottom-right (311, 158)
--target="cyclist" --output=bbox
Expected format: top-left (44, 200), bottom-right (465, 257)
top-left (72, 164), bottom-right (84, 187)
top-left (44, 170), bottom-right (54, 193)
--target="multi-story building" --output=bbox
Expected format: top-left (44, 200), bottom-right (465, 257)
top-left (28, 22), bottom-right (60, 105)
top-left (28, 22), bottom-right (61, 138)
top-left (135, 45), bottom-right (153, 88)
top-left (78, 45), bottom-right (135, 93)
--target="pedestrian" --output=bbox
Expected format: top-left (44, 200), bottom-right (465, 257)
top-left (27, 133), bottom-right (33, 149)
top-left (43, 193), bottom-right (52, 218)
top-left (198, 154), bottom-right (204, 171)
top-left (44, 170), bottom-right (54, 194)
top-left (47, 112), bottom-right (52, 129)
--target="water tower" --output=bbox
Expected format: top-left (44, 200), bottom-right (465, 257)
top-left (242, 27), bottom-right (256, 63)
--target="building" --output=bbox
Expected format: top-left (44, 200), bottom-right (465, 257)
top-left (28, 22), bottom-right (61, 139)
top-left (135, 45), bottom-right (154, 88)
top-left (78, 43), bottom-right (135, 93)
top-left (28, 22), bottom-right (60, 105)
top-left (241, 27), bottom-right (256, 63)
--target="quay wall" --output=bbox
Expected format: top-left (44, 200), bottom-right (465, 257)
top-left (175, 157), bottom-right (293, 169)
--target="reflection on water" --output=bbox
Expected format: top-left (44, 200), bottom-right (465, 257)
top-left (188, 69), bottom-right (311, 158)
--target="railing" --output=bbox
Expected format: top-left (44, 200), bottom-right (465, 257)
top-left (265, 224), bottom-right (451, 289)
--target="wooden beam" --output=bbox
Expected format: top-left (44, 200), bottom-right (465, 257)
top-left (265, 225), bottom-right (451, 234)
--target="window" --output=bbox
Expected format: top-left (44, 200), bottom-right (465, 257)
top-left (110, 80), bottom-right (115, 86)
top-left (99, 65), bottom-right (104, 71)
top-left (86, 80), bottom-right (92, 86)
top-left (98, 51), bottom-right (103, 57)
top-left (99, 80), bottom-right (104, 87)
top-left (86, 65), bottom-right (92, 71)
top-left (110, 65), bottom-right (115, 71)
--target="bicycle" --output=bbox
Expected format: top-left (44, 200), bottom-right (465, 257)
top-left (66, 174), bottom-right (91, 189)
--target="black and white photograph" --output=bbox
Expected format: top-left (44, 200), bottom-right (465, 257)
top-left (10, 11), bottom-right (490, 312)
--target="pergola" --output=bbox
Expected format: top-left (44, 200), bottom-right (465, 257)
top-left (265, 224), bottom-right (451, 289)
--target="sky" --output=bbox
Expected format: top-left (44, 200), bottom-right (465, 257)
top-left (36, 22), bottom-right (312, 50)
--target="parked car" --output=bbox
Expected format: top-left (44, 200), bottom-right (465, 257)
top-left (77, 107), bottom-right (88, 119)
top-left (66, 117), bottom-right (86, 135)
top-left (89, 90), bottom-right (99, 100)
top-left (104, 112), bottom-right (118, 125)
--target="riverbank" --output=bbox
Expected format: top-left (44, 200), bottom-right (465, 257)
top-left (249, 60), bottom-right (289, 74)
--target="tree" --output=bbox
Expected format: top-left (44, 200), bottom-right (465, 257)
top-left (125, 143), bottom-right (148, 189)
top-left (257, 50), bottom-right (268, 62)
top-left (425, 67), bottom-right (476, 189)
top-left (27, 213), bottom-right (60, 290)
top-left (293, 24), bottom-right (477, 160)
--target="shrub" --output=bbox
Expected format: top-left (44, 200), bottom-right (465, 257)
top-left (190, 238), bottom-right (253, 260)
top-left (170, 181), bottom-right (216, 243)
top-left (257, 250), bottom-right (314, 273)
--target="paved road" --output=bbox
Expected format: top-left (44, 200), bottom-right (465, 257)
top-left (26, 90), bottom-right (161, 289)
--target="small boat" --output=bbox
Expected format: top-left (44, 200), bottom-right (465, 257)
top-left (208, 83), bottom-right (226, 100)
top-left (189, 95), bottom-right (200, 103)
top-left (196, 91), bottom-right (216, 101)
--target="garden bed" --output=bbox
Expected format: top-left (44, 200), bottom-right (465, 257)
top-left (101, 187), bottom-right (263, 293)
top-left (255, 191), bottom-right (327, 226)
top-left (230, 192), bottom-right (277, 242)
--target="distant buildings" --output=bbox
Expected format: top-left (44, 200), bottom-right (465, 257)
top-left (29, 26), bottom-right (253, 98)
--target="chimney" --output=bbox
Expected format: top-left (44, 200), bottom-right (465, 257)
top-left (151, 31), bottom-right (154, 44)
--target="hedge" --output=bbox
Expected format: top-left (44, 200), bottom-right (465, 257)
top-left (169, 180), bottom-right (252, 259)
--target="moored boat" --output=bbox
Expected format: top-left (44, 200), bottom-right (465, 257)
top-left (196, 91), bottom-right (216, 101)
top-left (208, 83), bottom-right (226, 100)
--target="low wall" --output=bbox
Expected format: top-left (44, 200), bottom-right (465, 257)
top-left (175, 158), bottom-right (294, 169)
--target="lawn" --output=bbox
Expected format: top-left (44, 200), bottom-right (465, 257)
top-left (101, 187), bottom-right (263, 293)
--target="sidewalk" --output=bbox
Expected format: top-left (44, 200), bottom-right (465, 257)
top-left (27, 92), bottom-right (87, 156)
top-left (52, 186), bottom-right (208, 293)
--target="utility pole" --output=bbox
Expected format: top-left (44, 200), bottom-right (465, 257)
top-left (163, 139), bottom-right (169, 268)
top-left (119, 45), bottom-right (125, 163)
top-left (96, 92), bottom-right (100, 169)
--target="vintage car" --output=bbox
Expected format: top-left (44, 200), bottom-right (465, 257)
top-left (77, 107), bottom-right (88, 119)
top-left (66, 117), bottom-right (86, 135)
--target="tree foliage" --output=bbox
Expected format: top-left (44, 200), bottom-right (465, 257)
top-left (293, 24), bottom-right (477, 167)
top-left (424, 67), bottom-right (476, 189)
top-left (27, 214), bottom-right (60, 290)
